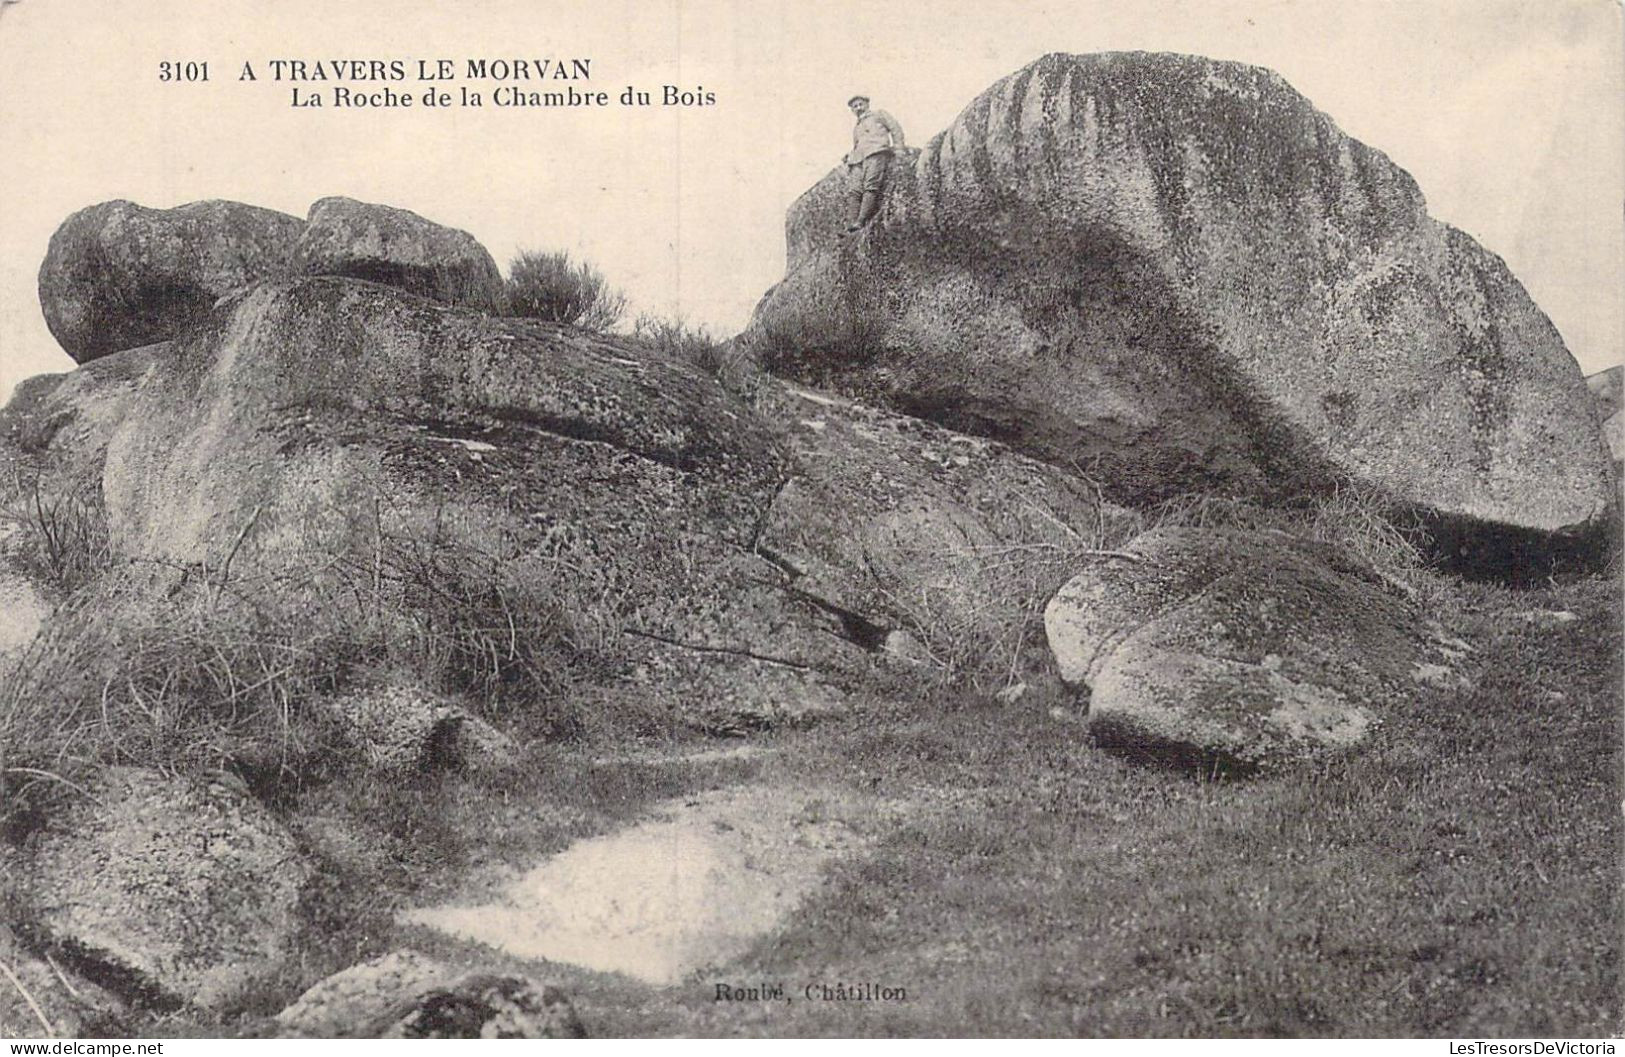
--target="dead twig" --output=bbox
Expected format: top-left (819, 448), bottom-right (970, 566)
top-left (0, 958), bottom-right (55, 1036)
top-left (210, 505), bottom-right (263, 606)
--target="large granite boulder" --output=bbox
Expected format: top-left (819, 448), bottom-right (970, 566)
top-left (13, 767), bottom-right (313, 1012)
top-left (85, 275), bottom-right (1096, 727)
top-left (273, 951), bottom-right (584, 1038)
top-left (1044, 526), bottom-right (1463, 771)
top-left (38, 201), bottom-right (303, 364)
top-left (742, 52), bottom-right (1614, 572)
top-left (290, 197), bottom-right (506, 313)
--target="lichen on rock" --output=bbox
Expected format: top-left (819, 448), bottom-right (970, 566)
top-left (743, 51), bottom-right (1615, 569)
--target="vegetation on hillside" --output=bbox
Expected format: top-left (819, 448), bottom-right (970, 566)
top-left (502, 249), bottom-right (627, 331)
top-left (0, 240), bottom-right (1617, 1037)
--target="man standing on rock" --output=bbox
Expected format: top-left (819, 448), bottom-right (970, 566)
top-left (843, 95), bottom-right (905, 234)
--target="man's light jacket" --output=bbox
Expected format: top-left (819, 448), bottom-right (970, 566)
top-left (846, 110), bottom-right (906, 164)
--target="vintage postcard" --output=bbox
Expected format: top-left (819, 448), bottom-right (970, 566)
top-left (0, 0), bottom-right (1619, 1043)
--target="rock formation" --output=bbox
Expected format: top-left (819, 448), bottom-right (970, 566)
top-left (274, 952), bottom-right (584, 1039)
top-left (38, 201), bottom-right (302, 364)
top-left (1044, 526), bottom-right (1464, 770)
top-left (17, 266), bottom-right (1098, 731)
top-left (742, 52), bottom-right (1615, 573)
top-left (13, 767), bottom-right (313, 1012)
top-left (290, 197), bottom-right (506, 313)
top-left (8, 62), bottom-right (1613, 1021)
top-left (37, 197), bottom-right (506, 366)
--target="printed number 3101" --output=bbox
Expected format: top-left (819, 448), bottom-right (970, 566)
top-left (159, 61), bottom-right (209, 82)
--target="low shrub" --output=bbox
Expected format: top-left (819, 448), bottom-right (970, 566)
top-left (630, 313), bottom-right (717, 364)
top-left (502, 249), bottom-right (626, 331)
top-left (2, 468), bottom-right (111, 593)
top-left (0, 500), bottom-right (624, 833)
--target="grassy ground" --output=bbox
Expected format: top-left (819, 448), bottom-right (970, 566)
top-left (5, 459), bottom-right (1616, 1037)
top-left (557, 574), bottom-right (1618, 1038)
top-left (168, 566), bottom-right (1616, 1039)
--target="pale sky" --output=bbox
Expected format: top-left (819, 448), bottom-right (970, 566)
top-left (1, 0), bottom-right (1621, 401)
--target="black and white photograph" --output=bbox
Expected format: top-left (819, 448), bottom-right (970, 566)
top-left (0, 0), bottom-right (1619, 1042)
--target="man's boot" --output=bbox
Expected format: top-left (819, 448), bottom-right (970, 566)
top-left (856, 191), bottom-right (880, 227)
top-left (845, 192), bottom-right (865, 233)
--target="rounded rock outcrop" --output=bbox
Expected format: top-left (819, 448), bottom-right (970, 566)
top-left (1043, 525), bottom-right (1463, 770)
top-left (743, 52), bottom-right (1615, 571)
top-left (274, 952), bottom-right (585, 1039)
top-left (14, 767), bottom-right (313, 1012)
top-left (37, 200), bottom-right (303, 364)
top-left (289, 197), bottom-right (505, 312)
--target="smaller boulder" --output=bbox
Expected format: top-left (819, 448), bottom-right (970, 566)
top-left (1044, 526), bottom-right (1453, 770)
top-left (315, 681), bottom-right (517, 774)
top-left (2, 344), bottom-right (168, 469)
top-left (38, 200), bottom-right (303, 364)
top-left (274, 951), bottom-right (584, 1039)
top-left (16, 767), bottom-right (313, 1011)
top-left (290, 198), bottom-right (505, 312)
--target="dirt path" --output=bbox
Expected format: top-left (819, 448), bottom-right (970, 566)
top-left (401, 781), bottom-right (879, 986)
top-left (0, 574), bottom-right (47, 660)
top-left (0, 525), bottom-right (49, 663)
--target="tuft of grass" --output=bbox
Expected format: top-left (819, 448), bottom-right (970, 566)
top-left (502, 249), bottom-right (626, 332)
top-left (0, 497), bottom-right (630, 834)
top-left (861, 480), bottom-right (1438, 697)
top-left (874, 533), bottom-right (1110, 697)
top-left (629, 313), bottom-right (763, 400)
top-left (629, 314), bottom-right (718, 364)
top-left (1102, 483), bottom-right (1437, 599)
top-left (1, 469), bottom-right (111, 594)
top-left (866, 479), bottom-right (1457, 706)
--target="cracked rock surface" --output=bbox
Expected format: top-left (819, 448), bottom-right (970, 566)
top-left (18, 274), bottom-right (1098, 727)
